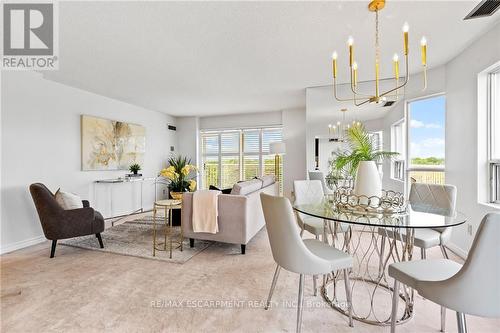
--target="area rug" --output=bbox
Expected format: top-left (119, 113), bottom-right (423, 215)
top-left (60, 217), bottom-right (212, 264)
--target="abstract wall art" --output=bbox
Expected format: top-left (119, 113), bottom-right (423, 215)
top-left (81, 115), bottom-right (146, 171)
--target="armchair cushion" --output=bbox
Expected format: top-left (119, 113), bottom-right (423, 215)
top-left (55, 189), bottom-right (83, 210)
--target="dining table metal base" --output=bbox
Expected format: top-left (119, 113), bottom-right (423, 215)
top-left (322, 222), bottom-right (416, 326)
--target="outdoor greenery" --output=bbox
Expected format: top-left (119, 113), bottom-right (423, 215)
top-left (203, 157), bottom-right (282, 189)
top-left (411, 157), bottom-right (445, 165)
top-left (331, 124), bottom-right (398, 177)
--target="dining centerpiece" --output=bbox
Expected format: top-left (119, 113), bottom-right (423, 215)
top-left (333, 186), bottom-right (406, 215)
top-left (160, 155), bottom-right (197, 200)
top-left (332, 123), bottom-right (398, 198)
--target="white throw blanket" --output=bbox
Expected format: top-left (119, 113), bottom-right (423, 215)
top-left (192, 190), bottom-right (220, 234)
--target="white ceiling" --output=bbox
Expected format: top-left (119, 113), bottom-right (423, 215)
top-left (43, 1), bottom-right (500, 117)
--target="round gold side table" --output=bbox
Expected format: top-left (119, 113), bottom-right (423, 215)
top-left (152, 199), bottom-right (183, 258)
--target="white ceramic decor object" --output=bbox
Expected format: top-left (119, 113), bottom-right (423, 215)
top-left (353, 161), bottom-right (382, 198)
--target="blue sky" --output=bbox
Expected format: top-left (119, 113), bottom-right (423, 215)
top-left (409, 95), bottom-right (446, 160)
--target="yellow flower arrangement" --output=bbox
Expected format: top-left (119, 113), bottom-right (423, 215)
top-left (188, 179), bottom-right (197, 192)
top-left (160, 155), bottom-right (198, 193)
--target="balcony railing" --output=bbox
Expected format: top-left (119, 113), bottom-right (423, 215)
top-left (408, 165), bottom-right (445, 185)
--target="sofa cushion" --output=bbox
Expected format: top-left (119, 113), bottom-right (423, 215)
top-left (259, 175), bottom-right (275, 187)
top-left (209, 185), bottom-right (232, 194)
top-left (55, 189), bottom-right (83, 210)
top-left (231, 179), bottom-right (262, 195)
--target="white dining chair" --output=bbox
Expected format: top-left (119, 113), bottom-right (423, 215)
top-left (260, 193), bottom-right (354, 333)
top-left (379, 183), bottom-right (457, 274)
top-left (294, 180), bottom-right (349, 240)
top-left (294, 180), bottom-right (350, 294)
top-left (389, 213), bottom-right (500, 333)
top-left (308, 170), bottom-right (333, 194)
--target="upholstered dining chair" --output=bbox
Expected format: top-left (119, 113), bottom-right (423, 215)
top-left (379, 183), bottom-right (457, 273)
top-left (308, 170), bottom-right (332, 194)
top-left (260, 193), bottom-right (354, 333)
top-left (293, 180), bottom-right (349, 240)
top-left (389, 213), bottom-right (500, 333)
top-left (29, 183), bottom-right (105, 258)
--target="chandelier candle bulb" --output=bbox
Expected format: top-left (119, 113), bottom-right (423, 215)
top-left (348, 37), bottom-right (354, 66)
top-left (332, 51), bottom-right (338, 77)
top-left (420, 37), bottom-right (427, 66)
top-left (403, 22), bottom-right (409, 55)
top-left (393, 54), bottom-right (400, 80)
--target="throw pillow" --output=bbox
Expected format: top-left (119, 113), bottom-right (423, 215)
top-left (55, 189), bottom-right (84, 210)
top-left (209, 185), bottom-right (232, 194)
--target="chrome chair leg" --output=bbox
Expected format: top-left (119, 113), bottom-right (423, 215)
top-left (421, 247), bottom-right (427, 259)
top-left (296, 274), bottom-right (305, 333)
top-left (265, 264), bottom-right (281, 310)
top-left (456, 312), bottom-right (467, 333)
top-left (440, 306), bottom-right (446, 332)
top-left (312, 274), bottom-right (318, 297)
top-left (343, 269), bottom-right (354, 327)
top-left (440, 245), bottom-right (449, 259)
top-left (391, 280), bottom-right (400, 333)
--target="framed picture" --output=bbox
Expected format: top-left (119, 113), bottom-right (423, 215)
top-left (81, 115), bottom-right (145, 171)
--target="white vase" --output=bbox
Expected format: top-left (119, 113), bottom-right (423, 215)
top-left (353, 161), bottom-right (382, 198)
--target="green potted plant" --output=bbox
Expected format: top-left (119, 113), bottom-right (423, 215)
top-left (160, 155), bottom-right (197, 200)
top-left (332, 124), bottom-right (398, 197)
top-left (129, 163), bottom-right (141, 175)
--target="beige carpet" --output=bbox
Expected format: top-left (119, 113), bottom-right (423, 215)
top-left (1, 224), bottom-right (499, 332)
top-left (60, 218), bottom-right (212, 264)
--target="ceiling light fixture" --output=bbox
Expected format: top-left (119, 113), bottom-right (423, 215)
top-left (331, 0), bottom-right (427, 107)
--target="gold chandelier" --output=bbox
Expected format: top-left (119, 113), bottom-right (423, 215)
top-left (331, 0), bottom-right (427, 106)
top-left (328, 108), bottom-right (361, 142)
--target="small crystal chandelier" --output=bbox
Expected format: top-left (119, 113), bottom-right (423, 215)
top-left (328, 108), bottom-right (360, 142)
top-left (331, 0), bottom-right (427, 107)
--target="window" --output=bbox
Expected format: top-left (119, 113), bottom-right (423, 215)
top-left (488, 68), bottom-right (500, 203)
top-left (407, 95), bottom-right (446, 185)
top-left (200, 127), bottom-right (283, 190)
top-left (391, 120), bottom-right (405, 181)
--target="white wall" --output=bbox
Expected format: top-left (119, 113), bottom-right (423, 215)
top-left (445, 22), bottom-right (500, 255)
top-left (199, 111), bottom-right (282, 130)
top-left (175, 117), bottom-right (200, 185)
top-left (1, 71), bottom-right (176, 253)
top-left (282, 108), bottom-right (307, 198)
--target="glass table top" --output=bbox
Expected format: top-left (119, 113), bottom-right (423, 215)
top-left (293, 199), bottom-right (467, 229)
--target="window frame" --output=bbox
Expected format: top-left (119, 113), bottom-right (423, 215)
top-left (199, 126), bottom-right (283, 189)
top-left (405, 93), bottom-right (446, 192)
top-left (390, 119), bottom-right (406, 182)
top-left (487, 67), bottom-right (500, 203)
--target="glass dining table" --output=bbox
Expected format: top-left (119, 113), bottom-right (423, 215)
top-left (293, 198), bottom-right (467, 326)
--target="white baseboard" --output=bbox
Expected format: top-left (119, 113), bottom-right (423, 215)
top-left (445, 242), bottom-right (468, 259)
top-left (1, 235), bottom-right (46, 255)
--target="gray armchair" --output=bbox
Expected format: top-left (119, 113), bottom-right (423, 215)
top-left (29, 183), bottom-right (105, 258)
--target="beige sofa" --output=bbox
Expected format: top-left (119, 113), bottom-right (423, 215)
top-left (181, 177), bottom-right (278, 254)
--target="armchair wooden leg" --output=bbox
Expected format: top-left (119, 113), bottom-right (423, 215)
top-left (96, 233), bottom-right (104, 248)
top-left (189, 238), bottom-right (194, 248)
top-left (241, 244), bottom-right (246, 255)
top-left (50, 240), bottom-right (57, 258)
